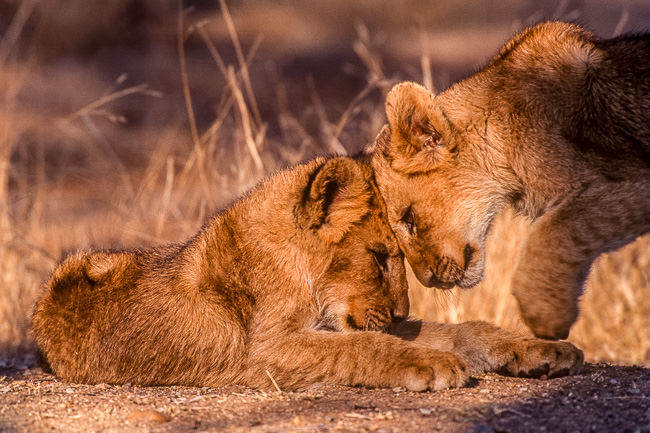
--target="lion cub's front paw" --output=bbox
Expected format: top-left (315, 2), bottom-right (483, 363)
top-left (398, 350), bottom-right (470, 392)
top-left (501, 340), bottom-right (584, 378)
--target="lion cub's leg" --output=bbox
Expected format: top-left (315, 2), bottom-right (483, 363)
top-left (390, 320), bottom-right (583, 378)
top-left (513, 180), bottom-right (650, 340)
top-left (246, 330), bottom-right (470, 392)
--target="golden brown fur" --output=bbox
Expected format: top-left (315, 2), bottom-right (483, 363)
top-left (366, 22), bottom-right (650, 339)
top-left (33, 156), bottom-right (582, 391)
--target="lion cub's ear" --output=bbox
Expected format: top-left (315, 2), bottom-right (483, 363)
top-left (296, 158), bottom-right (372, 244)
top-left (85, 251), bottom-right (134, 282)
top-left (382, 81), bottom-right (444, 174)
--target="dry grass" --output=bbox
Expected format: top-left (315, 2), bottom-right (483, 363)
top-left (0, 0), bottom-right (648, 368)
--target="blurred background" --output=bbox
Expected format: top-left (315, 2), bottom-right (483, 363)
top-left (0, 0), bottom-right (648, 368)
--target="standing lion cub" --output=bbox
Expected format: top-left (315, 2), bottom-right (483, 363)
top-left (33, 156), bottom-right (582, 391)
top-left (366, 21), bottom-right (649, 340)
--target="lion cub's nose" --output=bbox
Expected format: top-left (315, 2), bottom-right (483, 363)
top-left (391, 306), bottom-right (408, 322)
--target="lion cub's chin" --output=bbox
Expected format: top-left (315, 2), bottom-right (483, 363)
top-left (456, 264), bottom-right (485, 289)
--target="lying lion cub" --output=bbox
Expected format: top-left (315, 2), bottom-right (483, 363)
top-left (367, 21), bottom-right (649, 340)
top-left (33, 157), bottom-right (582, 391)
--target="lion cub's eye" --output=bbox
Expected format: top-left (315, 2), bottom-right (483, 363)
top-left (370, 248), bottom-right (389, 276)
top-left (400, 205), bottom-right (416, 235)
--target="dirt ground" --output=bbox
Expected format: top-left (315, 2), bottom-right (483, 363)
top-left (1, 3), bottom-right (649, 433)
top-left (0, 362), bottom-right (648, 433)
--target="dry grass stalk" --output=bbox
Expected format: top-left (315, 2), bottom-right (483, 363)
top-left (65, 83), bottom-right (161, 123)
top-left (419, 32), bottom-right (435, 94)
top-left (353, 22), bottom-right (386, 88)
top-left (226, 66), bottom-right (264, 173)
top-left (177, 0), bottom-right (214, 207)
top-left (0, 0), bottom-right (37, 66)
top-left (195, 23), bottom-right (263, 148)
top-left (307, 78), bottom-right (347, 155)
top-left (219, 0), bottom-right (263, 131)
top-left (265, 370), bottom-right (282, 393)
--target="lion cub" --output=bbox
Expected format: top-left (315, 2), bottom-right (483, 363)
top-left (366, 22), bottom-right (649, 339)
top-left (33, 157), bottom-right (466, 391)
top-left (33, 157), bottom-right (582, 391)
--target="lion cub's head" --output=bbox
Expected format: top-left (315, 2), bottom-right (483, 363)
top-left (295, 157), bottom-right (409, 332)
top-left (369, 82), bottom-right (508, 290)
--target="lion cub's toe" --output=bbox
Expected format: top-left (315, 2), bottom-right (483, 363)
top-left (400, 350), bottom-right (470, 392)
top-left (544, 341), bottom-right (584, 378)
top-left (503, 340), bottom-right (584, 378)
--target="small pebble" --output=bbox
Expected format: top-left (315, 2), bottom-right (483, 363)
top-left (479, 389), bottom-right (491, 394)
top-left (0, 387), bottom-right (11, 393)
top-left (609, 379), bottom-right (618, 385)
top-left (627, 388), bottom-right (641, 395)
top-left (419, 408), bottom-right (432, 415)
top-left (392, 386), bottom-right (403, 393)
top-left (65, 388), bottom-right (74, 394)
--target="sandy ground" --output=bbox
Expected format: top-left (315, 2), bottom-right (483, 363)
top-left (0, 363), bottom-right (648, 433)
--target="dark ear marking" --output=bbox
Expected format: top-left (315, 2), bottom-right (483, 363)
top-left (320, 177), bottom-right (340, 227)
top-left (295, 158), bottom-right (372, 244)
top-left (296, 161), bottom-right (329, 231)
top-left (300, 162), bottom-right (327, 211)
top-left (402, 107), bottom-right (417, 139)
top-left (298, 160), bottom-right (347, 230)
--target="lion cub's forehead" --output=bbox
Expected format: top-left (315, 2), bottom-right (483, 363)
top-left (366, 212), bottom-right (402, 253)
top-left (343, 191), bottom-right (398, 250)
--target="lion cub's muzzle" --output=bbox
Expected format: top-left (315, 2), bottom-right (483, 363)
top-left (347, 307), bottom-right (393, 332)
top-left (347, 298), bottom-right (409, 332)
top-left (411, 244), bottom-right (481, 289)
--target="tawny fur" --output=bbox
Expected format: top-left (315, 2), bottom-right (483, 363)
top-left (366, 21), bottom-right (650, 339)
top-left (33, 157), bottom-right (582, 391)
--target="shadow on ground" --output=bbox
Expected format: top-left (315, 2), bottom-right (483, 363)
top-left (0, 363), bottom-right (648, 432)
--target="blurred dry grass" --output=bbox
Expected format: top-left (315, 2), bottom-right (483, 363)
top-left (0, 0), bottom-right (648, 368)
